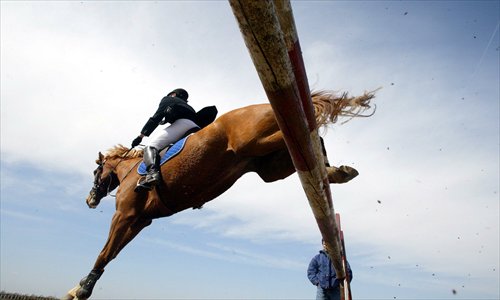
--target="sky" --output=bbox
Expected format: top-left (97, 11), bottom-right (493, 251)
top-left (1, 1), bottom-right (499, 299)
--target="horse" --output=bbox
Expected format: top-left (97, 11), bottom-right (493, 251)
top-left (64, 90), bottom-right (376, 299)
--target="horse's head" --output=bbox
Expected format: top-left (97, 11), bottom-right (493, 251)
top-left (86, 152), bottom-right (120, 208)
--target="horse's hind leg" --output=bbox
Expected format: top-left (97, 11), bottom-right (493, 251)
top-left (253, 149), bottom-right (296, 182)
top-left (319, 137), bottom-right (359, 184)
top-left (74, 211), bottom-right (152, 299)
top-left (254, 148), bottom-right (358, 184)
top-left (327, 165), bottom-right (359, 184)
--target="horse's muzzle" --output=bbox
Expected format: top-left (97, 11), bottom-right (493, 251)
top-left (86, 190), bottom-right (100, 209)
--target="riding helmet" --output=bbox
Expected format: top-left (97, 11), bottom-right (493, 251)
top-left (169, 88), bottom-right (189, 102)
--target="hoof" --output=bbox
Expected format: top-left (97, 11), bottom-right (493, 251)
top-left (75, 287), bottom-right (91, 300)
top-left (61, 293), bottom-right (77, 300)
top-left (76, 277), bottom-right (91, 299)
top-left (75, 270), bottom-right (102, 300)
top-left (62, 284), bottom-right (80, 300)
top-left (327, 165), bottom-right (359, 184)
top-left (338, 165), bottom-right (359, 181)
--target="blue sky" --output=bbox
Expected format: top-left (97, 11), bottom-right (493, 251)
top-left (1, 1), bottom-right (499, 299)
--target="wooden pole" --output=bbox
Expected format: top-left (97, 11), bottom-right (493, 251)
top-left (229, 0), bottom-right (345, 279)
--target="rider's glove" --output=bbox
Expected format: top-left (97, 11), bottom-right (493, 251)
top-left (131, 136), bottom-right (143, 148)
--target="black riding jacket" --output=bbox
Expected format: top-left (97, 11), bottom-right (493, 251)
top-left (140, 96), bottom-right (198, 136)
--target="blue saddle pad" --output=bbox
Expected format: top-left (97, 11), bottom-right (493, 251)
top-left (137, 136), bottom-right (190, 175)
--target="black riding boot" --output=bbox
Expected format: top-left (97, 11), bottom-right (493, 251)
top-left (135, 146), bottom-right (161, 192)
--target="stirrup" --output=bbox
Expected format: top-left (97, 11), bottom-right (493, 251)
top-left (134, 171), bottom-right (160, 192)
top-left (135, 177), bottom-right (154, 192)
top-left (145, 171), bottom-right (160, 185)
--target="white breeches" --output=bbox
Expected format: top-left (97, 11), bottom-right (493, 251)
top-left (148, 118), bottom-right (199, 150)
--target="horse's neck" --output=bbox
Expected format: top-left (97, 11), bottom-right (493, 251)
top-left (114, 158), bottom-right (141, 182)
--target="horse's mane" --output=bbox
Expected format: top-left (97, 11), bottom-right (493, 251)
top-left (311, 89), bottom-right (379, 128)
top-left (104, 144), bottom-right (144, 160)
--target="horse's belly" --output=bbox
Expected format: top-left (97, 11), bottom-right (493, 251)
top-left (160, 159), bottom-right (250, 212)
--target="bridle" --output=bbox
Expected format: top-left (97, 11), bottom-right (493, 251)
top-left (90, 159), bottom-right (116, 199)
top-left (90, 150), bottom-right (140, 199)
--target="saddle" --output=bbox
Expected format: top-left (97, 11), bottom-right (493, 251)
top-left (137, 135), bottom-right (191, 175)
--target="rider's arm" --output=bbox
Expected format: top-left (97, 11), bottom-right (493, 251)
top-left (139, 98), bottom-right (170, 136)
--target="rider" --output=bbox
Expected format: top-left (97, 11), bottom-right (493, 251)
top-left (131, 88), bottom-right (199, 191)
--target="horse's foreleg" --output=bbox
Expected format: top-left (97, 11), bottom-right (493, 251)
top-left (75, 211), bottom-right (152, 299)
top-left (93, 213), bottom-right (152, 269)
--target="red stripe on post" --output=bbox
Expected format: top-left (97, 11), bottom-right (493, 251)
top-left (265, 87), bottom-right (316, 171)
top-left (287, 41), bottom-right (316, 131)
top-left (274, 1), bottom-right (316, 131)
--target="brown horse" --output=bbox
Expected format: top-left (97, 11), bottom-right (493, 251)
top-left (64, 90), bottom-right (376, 299)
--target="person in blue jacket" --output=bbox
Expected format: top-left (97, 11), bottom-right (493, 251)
top-left (307, 240), bottom-right (353, 300)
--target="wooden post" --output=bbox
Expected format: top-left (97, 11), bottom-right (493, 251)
top-left (336, 213), bottom-right (352, 300)
top-left (229, 0), bottom-right (345, 280)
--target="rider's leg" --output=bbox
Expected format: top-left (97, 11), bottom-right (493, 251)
top-left (149, 118), bottom-right (199, 151)
top-left (143, 146), bottom-right (161, 186)
top-left (136, 119), bottom-right (199, 191)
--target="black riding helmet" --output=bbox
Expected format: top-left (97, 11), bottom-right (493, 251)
top-left (168, 88), bottom-right (189, 102)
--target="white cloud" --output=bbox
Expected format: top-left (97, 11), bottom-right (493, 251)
top-left (143, 236), bottom-right (304, 271)
top-left (1, 1), bottom-right (264, 175)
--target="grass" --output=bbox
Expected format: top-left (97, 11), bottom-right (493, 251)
top-left (0, 291), bottom-right (58, 300)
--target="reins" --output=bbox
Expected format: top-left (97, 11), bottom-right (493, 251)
top-left (101, 148), bottom-right (141, 198)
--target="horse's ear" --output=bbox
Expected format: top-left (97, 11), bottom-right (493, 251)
top-left (98, 152), bottom-right (104, 162)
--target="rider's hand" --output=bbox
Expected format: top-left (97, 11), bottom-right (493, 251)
top-left (131, 136), bottom-right (143, 148)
